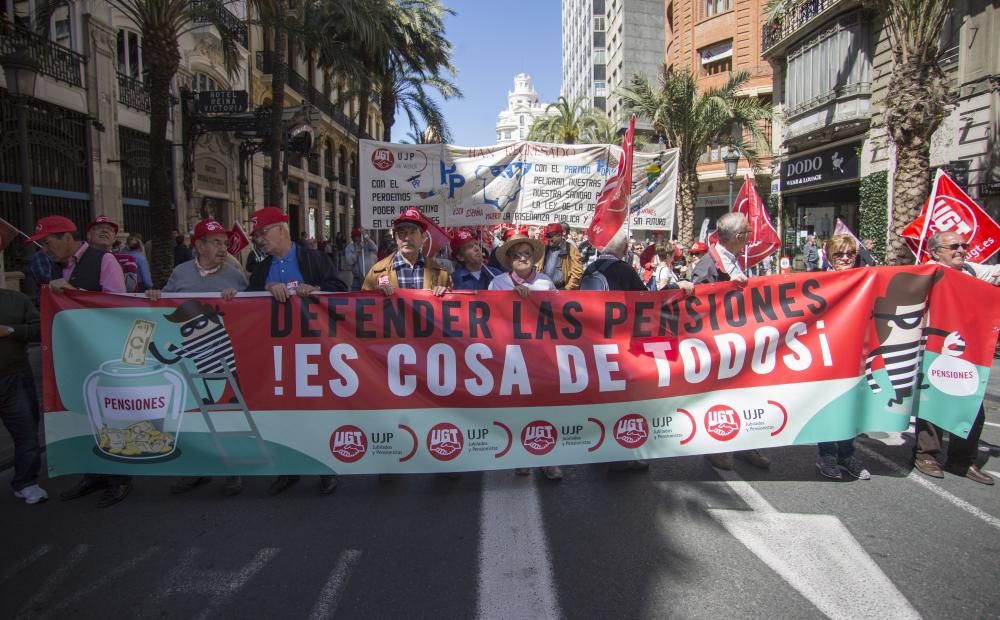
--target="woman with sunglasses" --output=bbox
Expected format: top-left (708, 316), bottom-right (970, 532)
top-left (488, 233), bottom-right (563, 480)
top-left (815, 234), bottom-right (871, 480)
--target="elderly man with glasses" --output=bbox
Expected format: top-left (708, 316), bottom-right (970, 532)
top-left (247, 207), bottom-right (347, 496)
top-left (911, 230), bottom-right (999, 485)
top-left (690, 212), bottom-right (772, 471)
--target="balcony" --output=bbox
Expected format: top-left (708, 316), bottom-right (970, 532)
top-left (784, 82), bottom-right (871, 142)
top-left (117, 72), bottom-right (150, 112)
top-left (190, 0), bottom-right (248, 48)
top-left (761, 0), bottom-right (858, 57)
top-left (1, 20), bottom-right (85, 88)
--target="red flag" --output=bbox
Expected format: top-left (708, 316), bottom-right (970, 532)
top-left (416, 212), bottom-right (452, 259)
top-left (0, 217), bottom-right (19, 252)
top-left (587, 115), bottom-right (635, 248)
top-left (707, 175), bottom-right (779, 268)
top-left (902, 171), bottom-right (1000, 263)
top-left (227, 222), bottom-right (251, 256)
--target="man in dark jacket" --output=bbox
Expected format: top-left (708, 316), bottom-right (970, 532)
top-left (247, 207), bottom-right (346, 495)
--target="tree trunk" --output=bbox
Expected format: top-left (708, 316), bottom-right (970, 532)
top-left (380, 90), bottom-right (395, 142)
top-left (353, 80), bottom-right (371, 228)
top-left (143, 36), bottom-right (181, 287)
top-left (267, 16), bottom-right (288, 208)
top-left (888, 138), bottom-right (931, 265)
top-left (676, 166), bottom-right (698, 247)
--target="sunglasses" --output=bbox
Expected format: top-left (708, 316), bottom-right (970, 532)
top-left (937, 243), bottom-right (969, 251)
top-left (832, 251), bottom-right (857, 259)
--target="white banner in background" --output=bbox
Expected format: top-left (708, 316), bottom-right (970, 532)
top-left (359, 140), bottom-right (677, 232)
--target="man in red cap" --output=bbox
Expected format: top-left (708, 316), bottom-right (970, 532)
top-left (29, 215), bottom-right (126, 295)
top-left (31, 216), bottom-right (131, 508)
top-left (450, 230), bottom-right (501, 290)
top-left (85, 215), bottom-right (140, 292)
top-left (361, 208), bottom-right (450, 294)
top-left (344, 227), bottom-right (377, 291)
top-left (537, 222), bottom-right (583, 290)
top-left (246, 206), bottom-right (346, 496)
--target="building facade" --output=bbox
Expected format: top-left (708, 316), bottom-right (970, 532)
top-left (664, 0), bottom-right (774, 232)
top-left (605, 0), bottom-right (666, 123)
top-left (1, 0), bottom-right (375, 285)
top-left (763, 0), bottom-right (999, 251)
top-left (562, 0), bottom-right (608, 112)
top-left (495, 73), bottom-right (555, 144)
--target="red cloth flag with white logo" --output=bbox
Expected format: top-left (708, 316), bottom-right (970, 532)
top-left (901, 170), bottom-right (1000, 263)
top-left (415, 211), bottom-right (452, 260)
top-left (587, 115), bottom-right (635, 248)
top-left (0, 217), bottom-right (20, 252)
top-left (227, 222), bottom-right (251, 256)
top-left (707, 175), bottom-right (779, 268)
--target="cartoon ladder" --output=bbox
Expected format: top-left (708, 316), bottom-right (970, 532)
top-left (177, 364), bottom-right (272, 466)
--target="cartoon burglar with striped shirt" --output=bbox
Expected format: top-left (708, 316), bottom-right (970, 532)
top-left (150, 299), bottom-right (239, 403)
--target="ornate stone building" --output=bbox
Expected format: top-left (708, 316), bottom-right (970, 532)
top-left (495, 73), bottom-right (554, 144)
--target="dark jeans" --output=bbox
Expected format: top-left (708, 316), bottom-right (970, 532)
top-left (351, 275), bottom-right (362, 292)
top-left (0, 369), bottom-right (42, 491)
top-left (914, 406), bottom-right (985, 469)
top-left (817, 438), bottom-right (855, 460)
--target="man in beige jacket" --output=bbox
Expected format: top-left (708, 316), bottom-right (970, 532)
top-left (362, 208), bottom-right (451, 294)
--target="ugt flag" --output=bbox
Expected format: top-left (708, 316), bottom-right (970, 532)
top-left (0, 217), bottom-right (20, 252)
top-left (708, 175), bottom-right (779, 268)
top-left (587, 115), bottom-right (635, 248)
top-left (902, 170), bottom-right (1000, 263)
top-left (227, 222), bottom-right (251, 257)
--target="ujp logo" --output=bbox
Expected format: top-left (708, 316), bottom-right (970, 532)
top-left (705, 405), bottom-right (741, 441)
top-left (330, 425), bottom-right (367, 463)
top-left (521, 420), bottom-right (557, 455)
top-left (372, 148), bottom-right (394, 171)
top-left (614, 414), bottom-right (649, 449)
top-left (427, 422), bottom-right (463, 461)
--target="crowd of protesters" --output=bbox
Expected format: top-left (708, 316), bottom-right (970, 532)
top-left (2, 208), bottom-right (998, 508)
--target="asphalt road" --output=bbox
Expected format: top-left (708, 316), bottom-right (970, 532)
top-left (2, 364), bottom-right (999, 619)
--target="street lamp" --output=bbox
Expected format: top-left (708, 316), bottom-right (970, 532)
top-left (723, 146), bottom-right (740, 208)
top-left (2, 47), bottom-right (40, 293)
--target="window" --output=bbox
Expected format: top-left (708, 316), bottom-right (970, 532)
top-left (593, 16), bottom-right (605, 32)
top-left (593, 31), bottom-right (605, 47)
top-left (116, 30), bottom-right (143, 78)
top-left (594, 81), bottom-right (607, 96)
top-left (704, 0), bottom-right (732, 18)
top-left (519, 115), bottom-right (525, 126)
top-left (784, 14), bottom-right (871, 114)
top-left (192, 72), bottom-right (219, 92)
top-left (594, 49), bottom-right (606, 64)
top-left (49, 0), bottom-right (72, 49)
top-left (519, 128), bottom-right (526, 139)
top-left (700, 40), bottom-right (733, 76)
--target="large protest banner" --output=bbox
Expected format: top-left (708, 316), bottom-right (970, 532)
top-left (42, 266), bottom-right (999, 476)
top-left (359, 140), bottom-right (678, 232)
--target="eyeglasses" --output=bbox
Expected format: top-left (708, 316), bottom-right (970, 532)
top-left (253, 225), bottom-right (279, 242)
top-left (736, 230), bottom-right (751, 238)
top-left (936, 243), bottom-right (969, 251)
top-left (832, 251), bottom-right (857, 259)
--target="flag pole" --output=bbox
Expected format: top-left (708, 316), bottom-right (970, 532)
top-left (915, 168), bottom-right (945, 261)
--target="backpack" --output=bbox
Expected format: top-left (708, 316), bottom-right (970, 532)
top-left (112, 252), bottom-right (139, 293)
top-left (580, 259), bottom-right (616, 291)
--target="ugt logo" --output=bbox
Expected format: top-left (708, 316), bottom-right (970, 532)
top-left (426, 422), bottom-right (464, 461)
top-left (614, 414), bottom-right (649, 449)
top-left (329, 425), bottom-right (367, 463)
top-left (521, 420), bottom-right (557, 456)
top-left (705, 405), bottom-right (741, 442)
top-left (372, 148), bottom-right (394, 171)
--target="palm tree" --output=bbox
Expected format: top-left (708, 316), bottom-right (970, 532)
top-left (617, 67), bottom-right (772, 246)
top-left (579, 113), bottom-right (649, 148)
top-left (526, 96), bottom-right (600, 144)
top-left (873, 0), bottom-right (954, 265)
top-left (41, 0), bottom-right (242, 284)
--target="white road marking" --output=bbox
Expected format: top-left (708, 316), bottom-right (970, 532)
top-left (154, 547), bottom-right (280, 620)
top-left (35, 546), bottom-right (161, 620)
top-left (0, 545), bottom-right (51, 583)
top-left (986, 470), bottom-right (1000, 479)
top-left (477, 470), bottom-right (560, 620)
top-left (15, 544), bottom-right (89, 620)
top-left (857, 445), bottom-right (1000, 531)
top-left (983, 421), bottom-right (1000, 429)
top-left (308, 550), bottom-right (362, 620)
top-left (710, 469), bottom-right (921, 620)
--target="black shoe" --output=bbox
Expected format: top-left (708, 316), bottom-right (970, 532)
top-left (60, 476), bottom-right (109, 501)
top-left (816, 455), bottom-right (842, 480)
top-left (319, 475), bottom-right (338, 495)
top-left (223, 476), bottom-right (244, 496)
top-left (96, 482), bottom-right (131, 508)
top-left (267, 475), bottom-right (300, 496)
top-left (169, 476), bottom-right (212, 494)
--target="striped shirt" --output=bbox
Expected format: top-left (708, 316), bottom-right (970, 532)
top-left (167, 323), bottom-right (236, 375)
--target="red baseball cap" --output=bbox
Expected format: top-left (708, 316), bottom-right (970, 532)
top-left (501, 228), bottom-right (517, 242)
top-left (450, 230), bottom-right (478, 255)
top-left (251, 207), bottom-right (288, 234)
top-left (351, 227), bottom-right (363, 238)
top-left (192, 218), bottom-right (227, 243)
top-left (86, 215), bottom-right (119, 234)
top-left (689, 241), bottom-right (708, 254)
top-left (27, 215), bottom-right (77, 243)
top-left (393, 207), bottom-right (427, 231)
top-left (543, 222), bottom-right (563, 237)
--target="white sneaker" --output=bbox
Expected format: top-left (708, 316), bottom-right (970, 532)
top-left (14, 484), bottom-right (49, 505)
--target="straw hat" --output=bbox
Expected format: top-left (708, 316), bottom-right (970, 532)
top-left (496, 233), bottom-right (544, 270)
